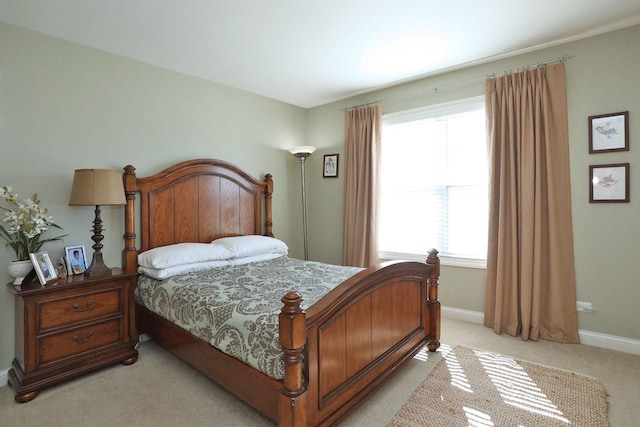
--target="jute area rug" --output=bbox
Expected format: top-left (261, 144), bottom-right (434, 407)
top-left (388, 345), bottom-right (609, 427)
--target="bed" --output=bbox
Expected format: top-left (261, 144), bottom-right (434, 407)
top-left (122, 158), bottom-right (441, 427)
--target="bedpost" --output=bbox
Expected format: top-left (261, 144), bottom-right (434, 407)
top-left (279, 291), bottom-right (308, 427)
top-left (426, 248), bottom-right (441, 352)
top-left (123, 165), bottom-right (137, 273)
top-left (264, 174), bottom-right (274, 237)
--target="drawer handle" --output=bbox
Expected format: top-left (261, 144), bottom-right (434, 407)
top-left (72, 332), bottom-right (94, 344)
top-left (72, 300), bottom-right (94, 312)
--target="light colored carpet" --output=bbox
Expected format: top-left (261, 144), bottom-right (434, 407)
top-left (2, 318), bottom-right (638, 426)
top-left (388, 345), bottom-right (609, 427)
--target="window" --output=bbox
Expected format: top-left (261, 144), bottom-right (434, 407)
top-left (379, 96), bottom-right (488, 268)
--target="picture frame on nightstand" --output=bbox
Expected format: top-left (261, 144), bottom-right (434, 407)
top-left (55, 257), bottom-right (68, 279)
top-left (65, 245), bottom-right (88, 275)
top-left (29, 252), bottom-right (58, 285)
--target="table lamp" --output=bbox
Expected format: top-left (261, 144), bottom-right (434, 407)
top-left (69, 169), bottom-right (126, 275)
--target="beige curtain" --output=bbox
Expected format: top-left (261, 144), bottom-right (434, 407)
top-left (484, 63), bottom-right (579, 343)
top-left (342, 105), bottom-right (382, 267)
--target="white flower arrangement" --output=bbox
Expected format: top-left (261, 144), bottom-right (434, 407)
top-left (1, 186), bottom-right (67, 261)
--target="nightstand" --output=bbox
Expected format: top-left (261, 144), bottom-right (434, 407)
top-left (7, 269), bottom-right (138, 403)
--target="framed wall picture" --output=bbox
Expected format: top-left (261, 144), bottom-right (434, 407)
top-left (588, 111), bottom-right (629, 153)
top-left (30, 252), bottom-right (58, 285)
top-left (589, 163), bottom-right (630, 203)
top-left (323, 154), bottom-right (339, 178)
top-left (65, 245), bottom-right (88, 275)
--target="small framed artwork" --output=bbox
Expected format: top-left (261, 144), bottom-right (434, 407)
top-left (589, 163), bottom-right (630, 203)
top-left (588, 111), bottom-right (629, 153)
top-left (30, 252), bottom-right (58, 285)
top-left (65, 245), bottom-right (88, 275)
top-left (323, 154), bottom-right (339, 178)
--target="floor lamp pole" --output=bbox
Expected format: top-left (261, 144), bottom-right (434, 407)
top-left (288, 146), bottom-right (316, 260)
top-left (299, 155), bottom-right (310, 260)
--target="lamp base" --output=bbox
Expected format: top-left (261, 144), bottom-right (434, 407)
top-left (86, 270), bottom-right (114, 278)
top-left (86, 252), bottom-right (113, 277)
top-left (86, 267), bottom-right (114, 278)
top-left (84, 204), bottom-right (115, 277)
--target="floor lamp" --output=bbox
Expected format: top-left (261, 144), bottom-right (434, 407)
top-left (288, 146), bottom-right (316, 260)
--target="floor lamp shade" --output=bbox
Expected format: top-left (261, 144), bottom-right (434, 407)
top-left (288, 146), bottom-right (317, 157)
top-left (69, 169), bottom-right (126, 275)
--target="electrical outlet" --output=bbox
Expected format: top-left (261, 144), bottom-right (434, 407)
top-left (576, 301), bottom-right (592, 312)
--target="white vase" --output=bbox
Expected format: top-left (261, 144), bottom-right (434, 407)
top-left (8, 260), bottom-right (34, 285)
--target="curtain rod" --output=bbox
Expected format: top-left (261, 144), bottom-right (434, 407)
top-left (341, 54), bottom-right (575, 111)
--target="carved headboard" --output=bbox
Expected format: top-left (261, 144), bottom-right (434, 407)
top-left (122, 159), bottom-right (273, 272)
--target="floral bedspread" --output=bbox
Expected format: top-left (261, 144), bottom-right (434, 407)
top-left (135, 256), bottom-right (362, 379)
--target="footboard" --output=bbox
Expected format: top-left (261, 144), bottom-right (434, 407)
top-left (279, 250), bottom-right (440, 427)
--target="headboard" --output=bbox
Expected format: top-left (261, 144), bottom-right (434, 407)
top-left (123, 159), bottom-right (273, 273)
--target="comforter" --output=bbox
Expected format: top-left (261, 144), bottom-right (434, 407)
top-left (135, 256), bottom-right (362, 379)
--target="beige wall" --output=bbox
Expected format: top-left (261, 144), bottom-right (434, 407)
top-left (1, 21), bottom-right (639, 375)
top-left (305, 25), bottom-right (640, 341)
top-left (0, 23), bottom-right (307, 369)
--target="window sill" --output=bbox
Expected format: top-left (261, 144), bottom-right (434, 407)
top-left (379, 251), bottom-right (486, 269)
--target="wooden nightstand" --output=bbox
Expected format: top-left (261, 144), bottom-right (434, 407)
top-left (7, 269), bottom-right (138, 403)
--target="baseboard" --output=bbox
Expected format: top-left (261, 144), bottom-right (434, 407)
top-left (441, 305), bottom-right (640, 355)
top-left (442, 306), bottom-right (485, 324)
top-left (0, 368), bottom-right (8, 390)
top-left (578, 329), bottom-right (640, 355)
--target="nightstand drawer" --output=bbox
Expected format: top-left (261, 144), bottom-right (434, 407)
top-left (38, 289), bottom-right (122, 330)
top-left (38, 318), bottom-right (122, 365)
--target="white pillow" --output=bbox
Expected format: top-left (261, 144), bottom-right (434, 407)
top-left (138, 243), bottom-right (233, 269)
top-left (229, 253), bottom-right (285, 265)
top-left (138, 259), bottom-right (232, 280)
top-left (212, 235), bottom-right (288, 258)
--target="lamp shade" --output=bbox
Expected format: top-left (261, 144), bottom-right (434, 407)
top-left (288, 146), bottom-right (317, 157)
top-left (69, 169), bottom-right (126, 206)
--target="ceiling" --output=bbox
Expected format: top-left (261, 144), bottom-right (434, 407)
top-left (2, 1), bottom-right (640, 108)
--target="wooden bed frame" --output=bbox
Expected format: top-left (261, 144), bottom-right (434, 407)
top-left (122, 158), bottom-right (441, 427)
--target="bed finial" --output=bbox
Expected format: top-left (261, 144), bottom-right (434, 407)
top-left (425, 248), bottom-right (441, 352)
top-left (426, 248), bottom-right (439, 276)
top-left (123, 165), bottom-right (138, 273)
top-left (279, 291), bottom-right (306, 395)
top-left (265, 174), bottom-right (274, 237)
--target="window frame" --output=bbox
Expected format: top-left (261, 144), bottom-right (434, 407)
top-left (379, 96), bottom-right (487, 269)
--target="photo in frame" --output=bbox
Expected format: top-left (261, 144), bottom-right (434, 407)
top-left (589, 163), bottom-right (629, 203)
top-left (323, 154), bottom-right (339, 178)
top-left (29, 252), bottom-right (58, 285)
top-left (65, 245), bottom-right (88, 275)
top-left (56, 257), bottom-right (68, 279)
top-left (588, 111), bottom-right (629, 153)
